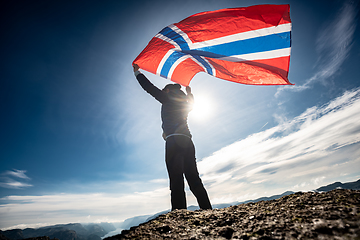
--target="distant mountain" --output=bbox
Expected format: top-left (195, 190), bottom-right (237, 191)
top-left (1, 223), bottom-right (116, 240)
top-left (221, 190), bottom-right (295, 208)
top-left (2, 226), bottom-right (76, 240)
top-left (0, 231), bottom-right (10, 240)
top-left (0, 229), bottom-right (23, 240)
top-left (144, 210), bottom-right (170, 223)
top-left (316, 179), bottom-right (360, 192)
top-left (118, 215), bottom-right (152, 231)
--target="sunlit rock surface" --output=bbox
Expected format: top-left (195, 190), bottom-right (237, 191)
top-left (106, 189), bottom-right (360, 239)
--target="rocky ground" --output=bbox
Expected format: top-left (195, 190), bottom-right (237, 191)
top-left (106, 189), bottom-right (360, 239)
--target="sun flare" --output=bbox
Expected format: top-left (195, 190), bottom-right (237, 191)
top-left (189, 95), bottom-right (213, 121)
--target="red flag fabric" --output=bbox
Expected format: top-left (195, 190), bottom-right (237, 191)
top-left (133, 4), bottom-right (292, 86)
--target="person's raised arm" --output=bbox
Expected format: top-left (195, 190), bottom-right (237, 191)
top-left (133, 64), bottom-right (167, 103)
top-left (186, 86), bottom-right (194, 104)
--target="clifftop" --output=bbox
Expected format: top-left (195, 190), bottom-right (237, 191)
top-left (106, 189), bottom-right (360, 239)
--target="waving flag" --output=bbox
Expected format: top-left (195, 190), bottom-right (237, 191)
top-left (133, 4), bottom-right (292, 86)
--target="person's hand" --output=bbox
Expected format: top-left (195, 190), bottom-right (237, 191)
top-left (133, 63), bottom-right (140, 72)
top-left (186, 86), bottom-right (192, 94)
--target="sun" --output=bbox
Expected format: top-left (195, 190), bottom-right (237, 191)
top-left (189, 95), bottom-right (213, 121)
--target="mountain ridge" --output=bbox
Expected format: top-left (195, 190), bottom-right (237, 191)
top-left (107, 189), bottom-right (360, 239)
top-left (0, 223), bottom-right (116, 240)
top-left (316, 179), bottom-right (360, 192)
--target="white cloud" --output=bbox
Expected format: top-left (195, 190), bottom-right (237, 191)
top-left (149, 178), bottom-right (168, 184)
top-left (276, 1), bottom-right (357, 96)
top-left (312, 176), bottom-right (326, 185)
top-left (5, 170), bottom-right (31, 180)
top-left (0, 180), bottom-right (33, 189)
top-left (198, 87), bottom-right (360, 200)
top-left (0, 170), bottom-right (32, 189)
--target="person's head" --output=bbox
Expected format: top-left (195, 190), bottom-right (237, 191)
top-left (162, 83), bottom-right (182, 93)
top-left (163, 83), bottom-right (187, 102)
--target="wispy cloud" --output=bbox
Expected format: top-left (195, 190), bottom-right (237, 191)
top-left (199, 87), bottom-right (360, 202)
top-left (5, 170), bottom-right (31, 180)
top-left (276, 1), bottom-right (357, 96)
top-left (0, 188), bottom-right (170, 230)
top-left (0, 170), bottom-right (33, 189)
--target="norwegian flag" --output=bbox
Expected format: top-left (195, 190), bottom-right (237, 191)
top-left (133, 4), bottom-right (292, 86)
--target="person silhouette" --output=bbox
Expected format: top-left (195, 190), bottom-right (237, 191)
top-left (133, 63), bottom-right (212, 210)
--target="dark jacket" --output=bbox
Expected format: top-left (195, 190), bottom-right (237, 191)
top-left (136, 73), bottom-right (193, 138)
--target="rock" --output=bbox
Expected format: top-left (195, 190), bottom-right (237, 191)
top-left (219, 227), bottom-right (234, 239)
top-left (105, 189), bottom-right (360, 239)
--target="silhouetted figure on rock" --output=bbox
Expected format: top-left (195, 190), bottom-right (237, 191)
top-left (133, 63), bottom-right (212, 211)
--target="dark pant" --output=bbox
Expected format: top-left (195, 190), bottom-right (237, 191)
top-left (165, 135), bottom-right (212, 210)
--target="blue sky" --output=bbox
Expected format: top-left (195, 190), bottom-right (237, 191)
top-left (1, 0), bottom-right (359, 230)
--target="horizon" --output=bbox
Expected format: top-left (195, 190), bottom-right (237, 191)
top-left (1, 0), bottom-right (360, 230)
top-left (2, 178), bottom-right (359, 231)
